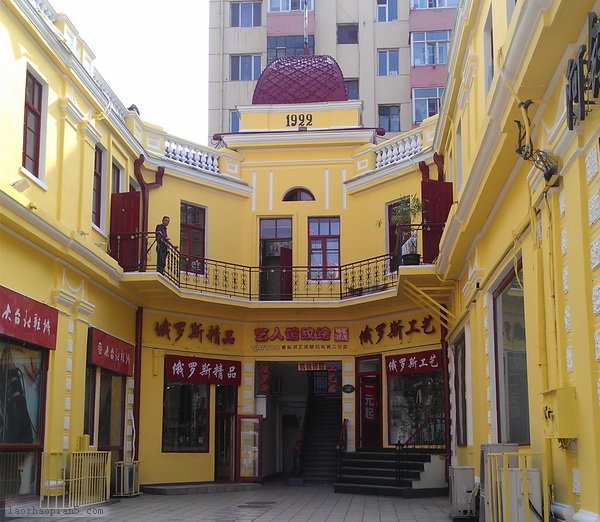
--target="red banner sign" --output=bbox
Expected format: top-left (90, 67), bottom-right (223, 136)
top-left (385, 349), bottom-right (442, 376)
top-left (0, 286), bottom-right (58, 350)
top-left (165, 355), bottom-right (241, 386)
top-left (88, 327), bottom-right (133, 376)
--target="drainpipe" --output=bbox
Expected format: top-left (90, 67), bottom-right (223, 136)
top-left (133, 155), bottom-right (164, 271)
top-left (133, 306), bottom-right (143, 461)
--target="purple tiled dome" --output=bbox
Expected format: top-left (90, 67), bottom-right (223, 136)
top-left (252, 55), bottom-right (348, 105)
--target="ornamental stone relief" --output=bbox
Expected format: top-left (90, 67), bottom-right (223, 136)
top-left (559, 190), bottom-right (566, 216)
top-left (563, 267), bottom-right (569, 293)
top-left (561, 228), bottom-right (568, 256)
top-left (586, 146), bottom-right (599, 184)
top-left (595, 330), bottom-right (600, 361)
top-left (592, 237), bottom-right (600, 270)
top-left (566, 345), bottom-right (574, 372)
top-left (564, 306), bottom-right (572, 332)
top-left (589, 191), bottom-right (600, 227)
top-left (594, 284), bottom-right (600, 315)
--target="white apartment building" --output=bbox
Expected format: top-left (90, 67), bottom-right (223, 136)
top-left (208, 0), bottom-right (458, 143)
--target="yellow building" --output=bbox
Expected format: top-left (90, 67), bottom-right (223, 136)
top-left (2, 0), bottom-right (600, 520)
top-left (436, 0), bottom-right (600, 520)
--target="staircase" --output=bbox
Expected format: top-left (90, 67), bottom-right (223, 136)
top-left (334, 448), bottom-right (448, 497)
top-left (300, 396), bottom-right (341, 483)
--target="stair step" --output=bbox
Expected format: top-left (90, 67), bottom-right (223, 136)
top-left (334, 483), bottom-right (409, 496)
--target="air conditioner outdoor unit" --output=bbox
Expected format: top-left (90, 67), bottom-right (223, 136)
top-left (479, 443), bottom-right (518, 522)
top-left (506, 468), bottom-right (542, 522)
top-left (449, 466), bottom-right (476, 520)
top-left (113, 461), bottom-right (140, 497)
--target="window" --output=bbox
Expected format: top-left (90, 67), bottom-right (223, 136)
top-left (230, 55), bottom-right (262, 81)
top-left (267, 35), bottom-right (314, 63)
top-left (412, 31), bottom-right (450, 66)
top-left (230, 110), bottom-right (240, 132)
top-left (0, 340), bottom-right (46, 499)
top-left (345, 79), bottom-right (359, 100)
top-left (92, 146), bottom-right (104, 227)
top-left (162, 380), bottom-right (208, 452)
top-left (454, 335), bottom-right (468, 446)
top-left (378, 49), bottom-right (399, 76)
top-left (308, 217), bottom-right (340, 280)
top-left (413, 87), bottom-right (444, 123)
top-left (379, 105), bottom-right (401, 132)
top-left (484, 9), bottom-right (494, 92)
top-left (111, 161), bottom-right (122, 194)
top-left (231, 1), bottom-right (262, 27)
top-left (493, 265), bottom-right (530, 444)
top-left (283, 188), bottom-right (315, 201)
top-left (180, 202), bottom-right (206, 273)
top-left (98, 369), bottom-right (124, 461)
top-left (337, 24), bottom-right (358, 44)
top-left (412, 0), bottom-right (459, 8)
top-left (377, 0), bottom-right (397, 21)
top-left (22, 71), bottom-right (44, 177)
top-left (269, 0), bottom-right (314, 12)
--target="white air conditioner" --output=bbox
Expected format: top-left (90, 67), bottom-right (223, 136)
top-left (450, 466), bottom-right (475, 519)
top-left (506, 468), bottom-right (542, 522)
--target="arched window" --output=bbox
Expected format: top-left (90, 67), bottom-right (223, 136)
top-left (283, 188), bottom-right (315, 201)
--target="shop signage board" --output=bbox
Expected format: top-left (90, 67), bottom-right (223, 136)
top-left (0, 285), bottom-right (58, 350)
top-left (88, 327), bottom-right (133, 376)
top-left (165, 354), bottom-right (241, 386)
top-left (252, 325), bottom-right (350, 351)
top-left (385, 348), bottom-right (442, 376)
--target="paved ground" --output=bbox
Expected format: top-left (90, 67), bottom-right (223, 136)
top-left (3, 481), bottom-right (451, 522)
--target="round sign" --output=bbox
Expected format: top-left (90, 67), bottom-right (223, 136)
top-left (342, 384), bottom-right (355, 393)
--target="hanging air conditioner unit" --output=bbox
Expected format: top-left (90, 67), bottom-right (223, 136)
top-left (113, 461), bottom-right (140, 497)
top-left (449, 466), bottom-right (476, 520)
top-left (479, 443), bottom-right (518, 522)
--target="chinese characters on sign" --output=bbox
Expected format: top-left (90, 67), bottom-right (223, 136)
top-left (155, 318), bottom-right (235, 346)
top-left (165, 355), bottom-right (241, 386)
top-left (88, 328), bottom-right (133, 376)
top-left (297, 362), bottom-right (326, 371)
top-left (252, 326), bottom-right (349, 351)
top-left (258, 364), bottom-right (270, 394)
top-left (359, 314), bottom-right (436, 345)
top-left (0, 286), bottom-right (58, 350)
top-left (385, 349), bottom-right (442, 376)
top-left (566, 12), bottom-right (600, 130)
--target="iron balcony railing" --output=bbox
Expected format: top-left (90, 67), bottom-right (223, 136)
top-left (109, 226), bottom-right (443, 301)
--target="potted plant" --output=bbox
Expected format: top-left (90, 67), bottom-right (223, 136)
top-left (390, 194), bottom-right (423, 267)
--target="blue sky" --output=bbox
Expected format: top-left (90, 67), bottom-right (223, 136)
top-left (51, 0), bottom-right (210, 145)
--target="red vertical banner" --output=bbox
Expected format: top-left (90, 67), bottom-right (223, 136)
top-left (258, 364), bottom-right (270, 394)
top-left (327, 364), bottom-right (337, 394)
top-left (362, 382), bottom-right (377, 422)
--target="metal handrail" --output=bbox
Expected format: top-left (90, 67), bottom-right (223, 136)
top-left (335, 418), bottom-right (348, 479)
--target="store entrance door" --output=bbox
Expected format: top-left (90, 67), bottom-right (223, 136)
top-left (215, 385), bottom-right (236, 482)
top-left (357, 356), bottom-right (382, 449)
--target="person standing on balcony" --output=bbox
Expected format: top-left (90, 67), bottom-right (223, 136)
top-left (155, 216), bottom-right (170, 274)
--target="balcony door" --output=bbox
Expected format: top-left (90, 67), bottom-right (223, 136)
top-left (259, 218), bottom-right (292, 301)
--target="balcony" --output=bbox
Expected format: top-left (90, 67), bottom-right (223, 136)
top-left (109, 224), bottom-right (443, 303)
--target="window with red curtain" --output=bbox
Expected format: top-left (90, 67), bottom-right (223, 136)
top-left (180, 202), bottom-right (206, 272)
top-left (22, 71), bottom-right (43, 177)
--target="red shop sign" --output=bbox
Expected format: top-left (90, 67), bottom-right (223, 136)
top-left (0, 285), bottom-right (58, 350)
top-left (165, 355), bottom-right (241, 386)
top-left (385, 349), bottom-right (442, 376)
top-left (88, 327), bottom-right (133, 376)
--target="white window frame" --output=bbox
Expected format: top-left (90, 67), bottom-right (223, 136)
top-left (377, 49), bottom-right (399, 76)
top-left (231, 1), bottom-right (262, 28)
top-left (230, 110), bottom-right (240, 132)
top-left (21, 66), bottom-right (48, 190)
top-left (412, 0), bottom-right (459, 8)
top-left (269, 0), bottom-right (314, 12)
top-left (412, 87), bottom-right (444, 123)
top-left (411, 31), bottom-right (450, 66)
top-left (377, 0), bottom-right (398, 22)
top-left (230, 54), bottom-right (262, 81)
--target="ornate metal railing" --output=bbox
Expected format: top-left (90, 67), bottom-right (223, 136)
top-left (109, 226), bottom-right (443, 301)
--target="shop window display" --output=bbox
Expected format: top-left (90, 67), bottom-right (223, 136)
top-left (0, 340), bottom-right (45, 498)
top-left (162, 381), bottom-right (208, 452)
top-left (388, 371), bottom-right (444, 445)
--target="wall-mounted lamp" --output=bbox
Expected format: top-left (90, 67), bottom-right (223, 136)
top-left (11, 179), bottom-right (30, 193)
top-left (514, 100), bottom-right (559, 186)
